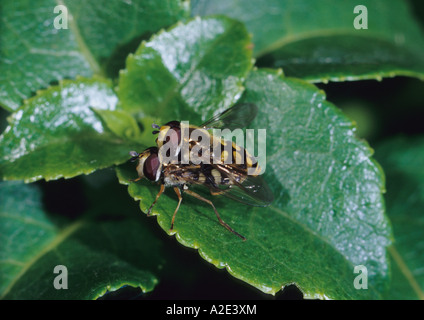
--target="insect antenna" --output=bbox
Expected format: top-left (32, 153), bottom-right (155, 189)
top-left (152, 123), bottom-right (160, 134)
top-left (129, 151), bottom-right (139, 162)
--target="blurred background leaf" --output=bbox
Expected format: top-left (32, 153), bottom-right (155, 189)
top-left (117, 16), bottom-right (253, 123)
top-left (0, 179), bottom-right (161, 299)
top-left (0, 0), bottom-right (189, 111)
top-left (375, 137), bottom-right (424, 300)
top-left (192, 0), bottom-right (424, 83)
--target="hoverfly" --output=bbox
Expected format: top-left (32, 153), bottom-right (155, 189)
top-left (129, 103), bottom-right (273, 240)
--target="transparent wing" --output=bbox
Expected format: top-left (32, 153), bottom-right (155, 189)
top-left (201, 103), bottom-right (258, 130)
top-left (182, 164), bottom-right (273, 207)
top-left (213, 164), bottom-right (274, 207)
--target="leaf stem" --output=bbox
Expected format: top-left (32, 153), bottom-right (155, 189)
top-left (388, 245), bottom-right (424, 300)
top-left (0, 220), bottom-right (85, 299)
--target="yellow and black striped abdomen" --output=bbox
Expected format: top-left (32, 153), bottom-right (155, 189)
top-left (213, 137), bottom-right (261, 177)
top-left (186, 126), bottom-right (261, 175)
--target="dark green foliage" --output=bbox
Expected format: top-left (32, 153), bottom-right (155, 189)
top-left (0, 0), bottom-right (423, 299)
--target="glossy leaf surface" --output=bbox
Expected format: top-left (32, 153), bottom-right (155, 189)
top-left (118, 16), bottom-right (253, 123)
top-left (0, 78), bottom-right (142, 182)
top-left (0, 0), bottom-right (189, 111)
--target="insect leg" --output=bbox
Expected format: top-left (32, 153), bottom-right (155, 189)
top-left (210, 189), bottom-right (227, 196)
top-left (147, 183), bottom-right (165, 216)
top-left (170, 187), bottom-right (183, 232)
top-left (183, 189), bottom-right (246, 241)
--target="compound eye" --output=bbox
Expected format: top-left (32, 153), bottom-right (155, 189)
top-left (143, 153), bottom-right (160, 181)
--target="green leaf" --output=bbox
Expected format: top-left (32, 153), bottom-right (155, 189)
top-left (0, 0), bottom-right (190, 111)
top-left (0, 180), bottom-right (160, 299)
top-left (117, 16), bottom-right (254, 123)
top-left (192, 0), bottom-right (424, 82)
top-left (0, 77), bottom-right (143, 182)
top-left (375, 137), bottom-right (424, 300)
top-left (92, 108), bottom-right (143, 144)
top-left (117, 69), bottom-right (391, 299)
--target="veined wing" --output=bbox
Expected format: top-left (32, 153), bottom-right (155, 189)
top-left (181, 163), bottom-right (273, 207)
top-left (214, 164), bottom-right (274, 207)
top-left (200, 103), bottom-right (258, 130)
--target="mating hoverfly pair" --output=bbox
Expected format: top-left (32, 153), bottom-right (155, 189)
top-left (129, 103), bottom-right (273, 240)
